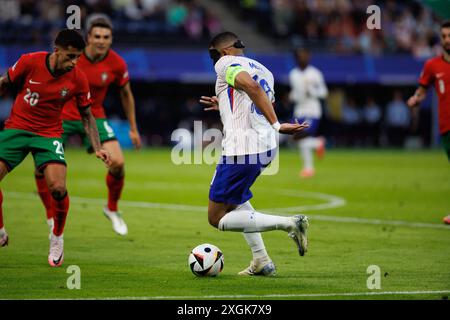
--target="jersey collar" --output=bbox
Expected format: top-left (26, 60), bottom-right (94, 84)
top-left (84, 48), bottom-right (109, 64)
top-left (45, 53), bottom-right (58, 78)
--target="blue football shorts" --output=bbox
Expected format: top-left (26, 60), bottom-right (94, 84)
top-left (209, 149), bottom-right (276, 205)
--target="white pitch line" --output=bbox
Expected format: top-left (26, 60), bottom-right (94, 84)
top-left (5, 191), bottom-right (206, 211)
top-left (5, 190), bottom-right (346, 212)
top-left (45, 177), bottom-right (350, 212)
top-left (263, 189), bottom-right (347, 212)
top-left (4, 191), bottom-right (450, 230)
top-left (42, 289), bottom-right (450, 300)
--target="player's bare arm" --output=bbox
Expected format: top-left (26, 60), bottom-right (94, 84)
top-left (407, 85), bottom-right (427, 108)
top-left (78, 106), bottom-right (112, 166)
top-left (0, 72), bottom-right (11, 96)
top-left (120, 82), bottom-right (141, 149)
top-left (199, 95), bottom-right (219, 111)
top-left (233, 71), bottom-right (309, 134)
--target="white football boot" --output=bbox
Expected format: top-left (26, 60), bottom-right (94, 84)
top-left (103, 206), bottom-right (128, 236)
top-left (288, 214), bottom-right (309, 256)
top-left (48, 233), bottom-right (64, 267)
top-left (0, 227), bottom-right (8, 247)
top-left (238, 256), bottom-right (276, 276)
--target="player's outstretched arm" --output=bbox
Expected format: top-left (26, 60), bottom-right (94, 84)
top-left (0, 72), bottom-right (11, 97)
top-left (407, 86), bottom-right (427, 108)
top-left (120, 83), bottom-right (141, 149)
top-left (234, 71), bottom-right (309, 134)
top-left (78, 106), bottom-right (112, 167)
top-left (199, 96), bottom-right (219, 111)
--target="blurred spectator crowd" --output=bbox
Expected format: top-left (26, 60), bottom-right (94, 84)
top-left (320, 88), bottom-right (424, 148)
top-left (0, 0), bottom-right (445, 57)
top-left (0, 0), bottom-right (222, 46)
top-left (223, 0), bottom-right (445, 57)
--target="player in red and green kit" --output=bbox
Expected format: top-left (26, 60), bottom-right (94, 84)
top-left (35, 15), bottom-right (141, 236)
top-left (0, 29), bottom-right (111, 266)
top-left (407, 20), bottom-right (450, 225)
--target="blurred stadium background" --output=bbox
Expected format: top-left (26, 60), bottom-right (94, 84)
top-left (0, 0), bottom-right (449, 151)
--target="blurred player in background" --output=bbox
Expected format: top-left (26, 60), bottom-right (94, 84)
top-left (407, 20), bottom-right (450, 225)
top-left (35, 15), bottom-right (141, 236)
top-left (0, 29), bottom-right (111, 266)
top-left (200, 31), bottom-right (310, 276)
top-left (289, 48), bottom-right (328, 178)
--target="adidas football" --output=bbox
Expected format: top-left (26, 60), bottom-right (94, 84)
top-left (188, 243), bottom-right (224, 277)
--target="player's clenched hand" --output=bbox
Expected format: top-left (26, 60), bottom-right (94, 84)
top-left (199, 96), bottom-right (219, 111)
top-left (129, 129), bottom-right (141, 150)
top-left (96, 149), bottom-right (112, 167)
top-left (407, 95), bottom-right (419, 108)
top-left (279, 120), bottom-right (310, 135)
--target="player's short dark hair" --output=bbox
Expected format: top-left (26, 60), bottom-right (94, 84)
top-left (441, 20), bottom-right (450, 29)
top-left (209, 31), bottom-right (239, 48)
top-left (54, 29), bottom-right (85, 50)
top-left (86, 14), bottom-right (113, 34)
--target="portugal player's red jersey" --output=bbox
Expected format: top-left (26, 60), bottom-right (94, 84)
top-left (419, 55), bottom-right (450, 135)
top-left (5, 52), bottom-right (91, 137)
top-left (62, 49), bottom-right (129, 121)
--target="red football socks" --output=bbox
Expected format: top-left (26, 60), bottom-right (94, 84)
top-left (106, 171), bottom-right (124, 212)
top-left (35, 174), bottom-right (54, 220)
top-left (52, 193), bottom-right (69, 237)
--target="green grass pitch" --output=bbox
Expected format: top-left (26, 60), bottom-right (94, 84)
top-left (0, 148), bottom-right (449, 300)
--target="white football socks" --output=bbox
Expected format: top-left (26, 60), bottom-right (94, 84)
top-left (238, 202), bottom-right (268, 260)
top-left (299, 137), bottom-right (321, 170)
top-left (243, 232), bottom-right (268, 260)
top-left (218, 201), bottom-right (294, 233)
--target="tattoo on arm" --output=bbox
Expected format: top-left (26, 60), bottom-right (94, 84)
top-left (78, 106), bottom-right (102, 152)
